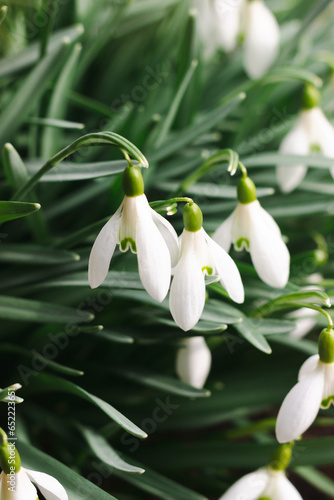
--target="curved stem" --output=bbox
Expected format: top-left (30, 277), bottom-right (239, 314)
top-left (12, 132), bottom-right (148, 201)
top-left (238, 161), bottom-right (248, 179)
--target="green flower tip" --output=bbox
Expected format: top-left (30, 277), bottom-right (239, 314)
top-left (122, 165), bottom-right (144, 197)
top-left (183, 202), bottom-right (203, 232)
top-left (303, 84), bottom-right (321, 110)
top-left (270, 443), bottom-right (293, 471)
top-left (0, 441), bottom-right (21, 474)
top-left (237, 176), bottom-right (257, 204)
top-left (318, 327), bottom-right (334, 364)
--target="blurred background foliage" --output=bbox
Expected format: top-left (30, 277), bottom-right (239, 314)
top-left (1, 0), bottom-right (334, 498)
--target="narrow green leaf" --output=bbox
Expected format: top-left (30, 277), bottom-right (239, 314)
top-left (294, 466), bottom-right (334, 497)
top-left (42, 43), bottom-right (82, 158)
top-left (79, 425), bottom-right (145, 474)
top-left (0, 201), bottom-right (40, 223)
top-left (112, 367), bottom-right (211, 398)
top-left (27, 160), bottom-right (129, 182)
top-left (0, 295), bottom-right (93, 323)
top-left (32, 374), bottom-right (147, 439)
top-left (27, 117), bottom-right (85, 130)
top-left (0, 40), bottom-right (70, 146)
top-left (18, 441), bottom-right (118, 500)
top-left (0, 245), bottom-right (80, 265)
top-left (149, 93), bottom-right (246, 163)
top-left (114, 458), bottom-right (208, 500)
top-left (243, 151), bottom-right (334, 170)
top-left (251, 290), bottom-right (331, 318)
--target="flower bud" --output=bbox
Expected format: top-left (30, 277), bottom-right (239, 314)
top-left (0, 441), bottom-right (21, 474)
top-left (183, 202), bottom-right (203, 232)
top-left (122, 165), bottom-right (144, 197)
top-left (237, 176), bottom-right (257, 204)
top-left (302, 84), bottom-right (321, 110)
top-left (318, 327), bottom-right (334, 364)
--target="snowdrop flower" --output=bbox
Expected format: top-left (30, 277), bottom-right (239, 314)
top-left (276, 327), bottom-right (334, 443)
top-left (213, 174), bottom-right (290, 288)
top-left (218, 443), bottom-right (302, 500)
top-left (277, 85), bottom-right (334, 193)
top-left (89, 165), bottom-right (179, 302)
top-left (169, 202), bottom-right (244, 331)
top-left (176, 336), bottom-right (211, 388)
top-left (195, 0), bottom-right (280, 79)
top-left (0, 436), bottom-right (68, 500)
top-left (218, 467), bottom-right (302, 500)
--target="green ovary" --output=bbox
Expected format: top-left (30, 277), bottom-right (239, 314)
top-left (120, 238), bottom-right (137, 253)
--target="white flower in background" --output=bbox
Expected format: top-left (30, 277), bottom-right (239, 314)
top-left (276, 328), bottom-right (334, 443)
top-left (169, 202), bottom-right (244, 332)
top-left (213, 175), bottom-right (290, 288)
top-left (218, 467), bottom-right (302, 500)
top-left (287, 307), bottom-right (319, 339)
top-left (89, 166), bottom-right (179, 302)
top-left (195, 0), bottom-right (280, 79)
top-left (176, 336), bottom-right (212, 388)
top-left (0, 467), bottom-right (68, 500)
top-left (277, 85), bottom-right (334, 193)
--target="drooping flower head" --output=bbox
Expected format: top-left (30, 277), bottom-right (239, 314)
top-left (169, 202), bottom-right (244, 331)
top-left (88, 164), bottom-right (179, 302)
top-left (218, 443), bottom-right (303, 500)
top-left (195, 0), bottom-right (280, 79)
top-left (0, 432), bottom-right (68, 500)
top-left (176, 336), bottom-right (212, 389)
top-left (276, 326), bottom-right (334, 443)
top-left (213, 173), bottom-right (290, 288)
top-left (277, 84), bottom-right (334, 193)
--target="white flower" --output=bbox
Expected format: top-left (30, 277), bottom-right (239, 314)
top-left (0, 467), bottom-right (68, 500)
top-left (176, 336), bottom-right (211, 388)
top-left (287, 308), bottom-right (319, 339)
top-left (88, 194), bottom-right (179, 302)
top-left (195, 0), bottom-right (280, 79)
top-left (169, 227), bottom-right (244, 331)
top-left (277, 106), bottom-right (334, 193)
top-left (242, 0), bottom-right (280, 79)
top-left (276, 353), bottom-right (334, 443)
top-left (218, 467), bottom-right (303, 500)
top-left (213, 199), bottom-right (290, 288)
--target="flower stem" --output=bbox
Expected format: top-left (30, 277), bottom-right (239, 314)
top-left (0, 428), bottom-right (8, 446)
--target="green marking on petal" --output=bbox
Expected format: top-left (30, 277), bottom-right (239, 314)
top-left (235, 237), bottom-right (249, 250)
top-left (321, 395), bottom-right (334, 409)
top-left (202, 266), bottom-right (213, 275)
top-left (120, 238), bottom-right (137, 253)
top-left (258, 497), bottom-right (271, 500)
top-left (310, 143), bottom-right (321, 152)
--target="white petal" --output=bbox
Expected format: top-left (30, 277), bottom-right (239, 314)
top-left (275, 367), bottom-right (325, 443)
top-left (0, 470), bottom-right (38, 500)
top-left (25, 468), bottom-right (68, 500)
top-left (298, 354), bottom-right (320, 380)
top-left (263, 471), bottom-right (303, 500)
top-left (204, 231), bottom-right (244, 303)
top-left (135, 196), bottom-right (171, 302)
top-left (88, 204), bottom-right (122, 289)
top-left (169, 231), bottom-right (206, 331)
top-left (176, 336), bottom-right (211, 388)
top-left (243, 0), bottom-right (280, 79)
top-left (214, 0), bottom-right (243, 52)
top-left (247, 201), bottom-right (290, 288)
top-left (218, 468), bottom-right (269, 500)
top-left (312, 108), bottom-right (334, 178)
top-left (277, 117), bottom-right (309, 193)
top-left (150, 208), bottom-right (180, 268)
top-left (212, 209), bottom-right (236, 252)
